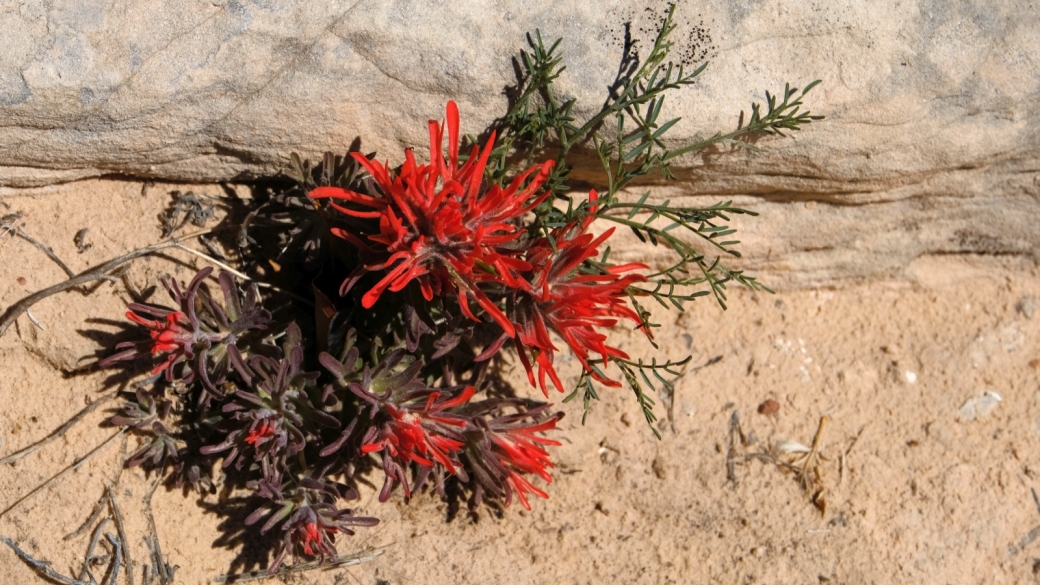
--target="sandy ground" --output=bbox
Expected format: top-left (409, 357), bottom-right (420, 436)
top-left (1, 179), bottom-right (1039, 585)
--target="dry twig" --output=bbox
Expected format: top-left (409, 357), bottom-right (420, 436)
top-left (0, 228), bottom-right (215, 337)
top-left (2, 515), bottom-right (125, 585)
top-left (2, 214), bottom-right (77, 278)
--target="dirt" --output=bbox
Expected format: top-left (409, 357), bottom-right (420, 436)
top-left (1, 179), bottom-right (1039, 584)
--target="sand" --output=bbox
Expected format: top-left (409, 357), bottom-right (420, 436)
top-left (1, 179), bottom-right (1038, 584)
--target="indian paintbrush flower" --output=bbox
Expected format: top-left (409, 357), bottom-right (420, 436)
top-left (309, 101), bottom-right (555, 337)
top-left (100, 267), bottom-right (272, 396)
top-left (245, 468), bottom-right (378, 574)
top-left (510, 191), bottom-right (648, 395)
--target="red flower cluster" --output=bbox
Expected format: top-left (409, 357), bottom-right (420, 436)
top-left (310, 101), bottom-right (553, 337)
top-left (244, 417), bottom-right (277, 446)
top-left (293, 518), bottom-right (332, 553)
top-left (101, 306), bottom-right (195, 379)
top-left (127, 310), bottom-right (194, 374)
top-left (488, 413), bottom-right (561, 510)
top-left (360, 386), bottom-right (475, 500)
top-left (512, 191), bottom-right (647, 394)
top-left (310, 102), bottom-right (646, 396)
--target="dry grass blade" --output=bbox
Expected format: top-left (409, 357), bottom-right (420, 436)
top-left (725, 409), bottom-right (746, 485)
top-left (172, 242), bottom-right (314, 306)
top-left (0, 392), bottom-right (117, 466)
top-left (66, 496), bottom-right (111, 542)
top-left (0, 429), bottom-right (126, 519)
top-left (143, 479), bottom-right (177, 585)
top-left (108, 488), bottom-right (134, 585)
top-left (752, 416), bottom-right (830, 513)
top-left (790, 416), bottom-right (827, 503)
top-left (212, 549), bottom-right (385, 583)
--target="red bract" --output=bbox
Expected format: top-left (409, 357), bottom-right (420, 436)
top-left (489, 416), bottom-right (559, 482)
top-left (246, 472), bottom-right (377, 574)
top-left (489, 415), bottom-right (560, 510)
top-left (513, 190), bottom-right (647, 395)
top-left (296, 521), bottom-right (331, 556)
top-left (505, 471), bottom-right (548, 511)
top-left (244, 418), bottom-right (277, 446)
top-left (126, 310), bottom-right (194, 375)
top-left (309, 101), bottom-right (555, 337)
top-left (360, 386), bottom-right (476, 500)
top-left (99, 268), bottom-right (272, 395)
top-left (460, 401), bottom-right (562, 511)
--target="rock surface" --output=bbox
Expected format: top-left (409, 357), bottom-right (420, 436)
top-left (1, 0), bottom-right (1038, 285)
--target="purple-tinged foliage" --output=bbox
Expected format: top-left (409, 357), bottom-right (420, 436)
top-left (110, 386), bottom-right (181, 469)
top-left (100, 267), bottom-right (271, 397)
top-left (200, 323), bottom-right (337, 469)
top-left (244, 466), bottom-right (378, 574)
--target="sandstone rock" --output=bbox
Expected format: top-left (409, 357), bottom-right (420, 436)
top-left (1, 0), bottom-right (1037, 285)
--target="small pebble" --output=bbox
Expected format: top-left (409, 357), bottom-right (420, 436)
top-left (1017, 297), bottom-right (1036, 319)
top-left (652, 457), bottom-right (667, 480)
top-left (757, 399), bottom-right (780, 415)
top-left (958, 391), bottom-right (1002, 421)
top-left (17, 276), bottom-right (26, 285)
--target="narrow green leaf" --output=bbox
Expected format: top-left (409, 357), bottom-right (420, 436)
top-left (624, 140), bottom-right (653, 161)
top-left (627, 192), bottom-right (650, 219)
top-left (652, 118), bottom-right (680, 139)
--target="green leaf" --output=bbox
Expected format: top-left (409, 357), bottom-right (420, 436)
top-left (623, 140), bottom-right (653, 161)
top-left (652, 117), bottom-right (680, 139)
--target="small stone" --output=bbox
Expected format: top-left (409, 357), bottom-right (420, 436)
top-left (958, 391), bottom-right (1003, 421)
top-left (651, 457), bottom-right (667, 480)
top-left (1017, 297), bottom-right (1035, 319)
top-left (757, 399), bottom-right (780, 415)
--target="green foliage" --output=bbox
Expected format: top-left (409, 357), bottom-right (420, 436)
top-left (495, 4), bottom-right (823, 433)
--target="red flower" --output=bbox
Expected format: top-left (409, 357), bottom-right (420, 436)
top-left (121, 309), bottom-right (195, 375)
top-left (505, 470), bottom-right (548, 511)
top-left (309, 101), bottom-right (555, 337)
top-left (512, 190), bottom-right (647, 395)
top-left (489, 414), bottom-right (560, 510)
top-left (361, 386), bottom-right (476, 499)
top-left (99, 268), bottom-right (271, 396)
top-left (461, 402), bottom-right (562, 510)
top-left (295, 521), bottom-right (335, 556)
top-left (489, 416), bottom-right (559, 481)
top-left (244, 418), bottom-right (277, 446)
